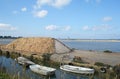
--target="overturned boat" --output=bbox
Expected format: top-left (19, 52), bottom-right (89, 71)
top-left (60, 65), bottom-right (94, 74)
top-left (29, 64), bottom-right (56, 76)
top-left (15, 57), bottom-right (35, 66)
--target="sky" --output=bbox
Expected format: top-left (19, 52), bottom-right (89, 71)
top-left (0, 0), bottom-right (120, 39)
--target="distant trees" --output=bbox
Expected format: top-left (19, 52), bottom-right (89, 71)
top-left (0, 36), bottom-right (22, 39)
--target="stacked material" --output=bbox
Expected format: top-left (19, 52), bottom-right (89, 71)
top-left (5, 37), bottom-right (71, 55)
top-left (5, 37), bottom-right (55, 54)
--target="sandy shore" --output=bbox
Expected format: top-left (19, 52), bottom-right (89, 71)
top-left (51, 50), bottom-right (120, 66)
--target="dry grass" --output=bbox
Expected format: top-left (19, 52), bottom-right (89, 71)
top-left (5, 37), bottom-right (55, 55)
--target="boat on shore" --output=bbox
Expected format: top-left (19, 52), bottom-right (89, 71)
top-left (29, 64), bottom-right (56, 76)
top-left (60, 65), bottom-right (94, 74)
top-left (15, 57), bottom-right (35, 66)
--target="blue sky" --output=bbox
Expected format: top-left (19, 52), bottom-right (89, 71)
top-left (0, 0), bottom-right (120, 39)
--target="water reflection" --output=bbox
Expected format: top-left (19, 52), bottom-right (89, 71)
top-left (0, 56), bottom-right (112, 79)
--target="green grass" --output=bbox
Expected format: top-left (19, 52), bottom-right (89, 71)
top-left (0, 72), bottom-right (10, 79)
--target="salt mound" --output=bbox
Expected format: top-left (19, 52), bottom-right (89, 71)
top-left (5, 37), bottom-right (71, 55)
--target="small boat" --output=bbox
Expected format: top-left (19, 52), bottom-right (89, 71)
top-left (15, 57), bottom-right (35, 66)
top-left (60, 65), bottom-right (94, 74)
top-left (29, 64), bottom-right (56, 76)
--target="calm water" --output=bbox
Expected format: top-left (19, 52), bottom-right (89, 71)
top-left (0, 39), bottom-right (15, 44)
top-left (0, 56), bottom-right (97, 79)
top-left (61, 40), bottom-right (120, 53)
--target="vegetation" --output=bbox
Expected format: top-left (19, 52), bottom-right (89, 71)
top-left (113, 64), bottom-right (120, 79)
top-left (0, 65), bottom-right (28, 79)
top-left (94, 62), bottom-right (105, 66)
top-left (5, 51), bottom-right (10, 58)
top-left (0, 50), bottom-right (21, 59)
top-left (104, 50), bottom-right (112, 53)
top-left (0, 36), bottom-right (22, 39)
top-left (42, 53), bottom-right (51, 61)
top-left (0, 49), bottom-right (2, 55)
top-left (73, 56), bottom-right (88, 64)
top-left (0, 72), bottom-right (14, 79)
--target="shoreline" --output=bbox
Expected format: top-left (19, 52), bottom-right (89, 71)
top-left (60, 39), bottom-right (120, 42)
top-left (51, 49), bottom-right (120, 66)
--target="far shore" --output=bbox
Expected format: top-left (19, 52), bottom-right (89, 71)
top-left (60, 39), bottom-right (120, 42)
top-left (0, 38), bottom-right (120, 42)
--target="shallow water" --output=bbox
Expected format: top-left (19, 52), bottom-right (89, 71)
top-left (0, 39), bottom-right (15, 44)
top-left (0, 56), bottom-right (104, 79)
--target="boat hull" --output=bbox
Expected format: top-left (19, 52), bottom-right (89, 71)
top-left (29, 64), bottom-right (56, 76)
top-left (16, 57), bottom-right (35, 66)
top-left (60, 65), bottom-right (94, 74)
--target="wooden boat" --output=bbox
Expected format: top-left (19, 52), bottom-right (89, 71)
top-left (15, 57), bottom-right (35, 66)
top-left (29, 64), bottom-right (56, 76)
top-left (60, 65), bottom-right (94, 74)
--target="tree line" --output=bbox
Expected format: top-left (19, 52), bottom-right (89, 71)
top-left (0, 36), bottom-right (22, 39)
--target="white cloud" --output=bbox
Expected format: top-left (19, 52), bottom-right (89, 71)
top-left (45, 25), bottom-right (71, 31)
top-left (21, 7), bottom-right (27, 12)
top-left (103, 16), bottom-right (112, 22)
top-left (34, 0), bottom-right (52, 9)
top-left (45, 25), bottom-right (57, 31)
top-left (33, 0), bottom-right (72, 18)
top-left (0, 23), bottom-right (17, 31)
top-left (82, 26), bottom-right (89, 30)
top-left (34, 0), bottom-right (72, 9)
top-left (34, 10), bottom-right (48, 18)
top-left (52, 0), bottom-right (72, 8)
top-left (82, 24), bottom-right (111, 31)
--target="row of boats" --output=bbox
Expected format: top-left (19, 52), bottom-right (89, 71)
top-left (15, 57), bottom-right (95, 76)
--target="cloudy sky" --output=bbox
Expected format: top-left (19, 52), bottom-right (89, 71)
top-left (0, 0), bottom-right (120, 39)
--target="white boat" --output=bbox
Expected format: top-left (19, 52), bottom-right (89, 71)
top-left (29, 64), bottom-right (56, 76)
top-left (60, 65), bottom-right (94, 74)
top-left (16, 57), bottom-right (35, 66)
